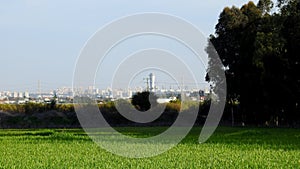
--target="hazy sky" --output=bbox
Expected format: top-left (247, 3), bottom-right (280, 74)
top-left (0, 0), bottom-right (258, 92)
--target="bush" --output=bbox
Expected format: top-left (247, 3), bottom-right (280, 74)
top-left (55, 104), bottom-right (74, 113)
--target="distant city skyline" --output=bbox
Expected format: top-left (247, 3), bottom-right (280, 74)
top-left (0, 0), bottom-right (258, 91)
top-left (0, 81), bottom-right (210, 105)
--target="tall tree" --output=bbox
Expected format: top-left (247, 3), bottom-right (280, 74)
top-left (280, 0), bottom-right (300, 125)
top-left (257, 0), bottom-right (274, 14)
top-left (207, 0), bottom-right (300, 126)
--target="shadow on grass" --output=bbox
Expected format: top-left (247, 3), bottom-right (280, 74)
top-left (0, 129), bottom-right (91, 142)
top-left (0, 127), bottom-right (299, 150)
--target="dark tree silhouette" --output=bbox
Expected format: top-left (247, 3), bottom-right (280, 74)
top-left (207, 0), bottom-right (300, 126)
top-left (131, 91), bottom-right (158, 112)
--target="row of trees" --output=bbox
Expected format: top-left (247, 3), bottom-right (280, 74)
top-left (206, 0), bottom-right (299, 126)
top-left (0, 103), bottom-right (74, 114)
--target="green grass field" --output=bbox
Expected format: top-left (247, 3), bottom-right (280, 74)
top-left (0, 127), bottom-right (299, 168)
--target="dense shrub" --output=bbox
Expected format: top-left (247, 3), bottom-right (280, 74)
top-left (165, 101), bottom-right (181, 113)
top-left (0, 103), bottom-right (75, 114)
top-left (55, 104), bottom-right (74, 113)
top-left (0, 100), bottom-right (209, 127)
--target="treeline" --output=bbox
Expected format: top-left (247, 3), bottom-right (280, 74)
top-left (206, 0), bottom-right (300, 126)
top-left (0, 101), bottom-right (210, 128)
top-left (0, 103), bottom-right (74, 114)
top-left (99, 98), bottom-right (209, 126)
top-left (0, 101), bottom-right (183, 114)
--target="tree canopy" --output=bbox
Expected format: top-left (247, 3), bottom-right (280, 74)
top-left (131, 91), bottom-right (158, 112)
top-left (206, 0), bottom-right (300, 126)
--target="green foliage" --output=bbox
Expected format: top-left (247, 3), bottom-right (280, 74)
top-left (165, 101), bottom-right (181, 113)
top-left (98, 101), bottom-right (117, 112)
top-left (208, 0), bottom-right (300, 126)
top-left (180, 101), bottom-right (199, 112)
top-left (0, 103), bottom-right (75, 114)
top-left (55, 104), bottom-right (74, 113)
top-left (257, 0), bottom-right (274, 14)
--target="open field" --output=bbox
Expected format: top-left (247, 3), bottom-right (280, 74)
top-left (0, 127), bottom-right (299, 168)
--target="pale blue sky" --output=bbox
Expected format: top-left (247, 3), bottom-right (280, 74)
top-left (0, 0), bottom-right (258, 92)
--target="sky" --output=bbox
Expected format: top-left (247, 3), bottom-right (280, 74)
top-left (0, 0), bottom-right (258, 92)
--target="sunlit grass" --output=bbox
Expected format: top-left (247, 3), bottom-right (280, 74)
top-left (0, 127), bottom-right (299, 168)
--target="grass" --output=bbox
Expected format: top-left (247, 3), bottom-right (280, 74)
top-left (0, 127), bottom-right (299, 168)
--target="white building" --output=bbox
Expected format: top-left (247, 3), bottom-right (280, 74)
top-left (18, 92), bottom-right (23, 98)
top-left (13, 92), bottom-right (18, 98)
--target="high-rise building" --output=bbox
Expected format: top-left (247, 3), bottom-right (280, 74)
top-left (13, 92), bottom-right (18, 98)
top-left (24, 92), bottom-right (30, 98)
top-left (18, 92), bottom-right (23, 98)
top-left (149, 73), bottom-right (155, 92)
